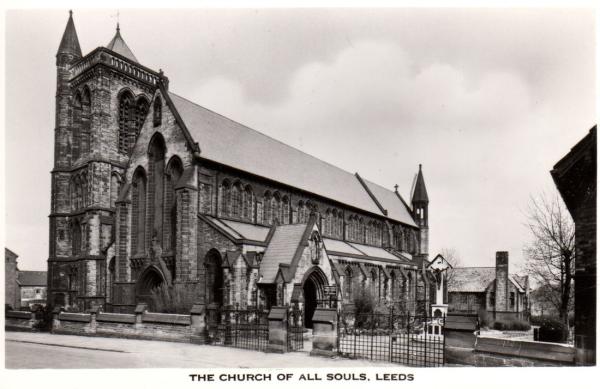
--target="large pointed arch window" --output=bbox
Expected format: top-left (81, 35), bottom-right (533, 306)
top-left (165, 157), bottom-right (183, 252)
top-left (148, 134), bottom-right (166, 246)
top-left (132, 168), bottom-right (147, 255)
top-left (344, 266), bottom-right (353, 300)
top-left (263, 191), bottom-right (273, 224)
top-left (80, 87), bottom-right (91, 155)
top-left (242, 185), bottom-right (253, 221)
top-left (231, 182), bottom-right (242, 218)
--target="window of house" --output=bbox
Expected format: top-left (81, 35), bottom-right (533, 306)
top-left (510, 292), bottom-right (515, 308)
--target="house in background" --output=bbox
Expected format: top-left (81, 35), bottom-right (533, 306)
top-left (529, 284), bottom-right (561, 317)
top-left (5, 248), bottom-right (20, 309)
top-left (18, 271), bottom-right (48, 308)
top-left (447, 251), bottom-right (530, 321)
top-left (4, 247), bottom-right (47, 309)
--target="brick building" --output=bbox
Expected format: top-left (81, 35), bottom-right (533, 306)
top-left (18, 271), bottom-right (48, 308)
top-left (47, 12), bottom-right (439, 322)
top-left (5, 248), bottom-right (20, 309)
top-left (551, 125), bottom-right (596, 365)
top-left (447, 252), bottom-right (530, 320)
top-left (5, 248), bottom-right (48, 309)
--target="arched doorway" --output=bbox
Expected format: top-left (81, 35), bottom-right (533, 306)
top-left (205, 249), bottom-right (224, 306)
top-left (302, 267), bottom-right (328, 329)
top-left (136, 266), bottom-right (165, 310)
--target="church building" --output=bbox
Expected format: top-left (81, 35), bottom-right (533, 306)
top-left (47, 12), bottom-right (438, 322)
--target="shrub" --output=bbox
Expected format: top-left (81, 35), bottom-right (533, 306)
top-left (32, 305), bottom-right (52, 332)
top-left (149, 283), bottom-right (198, 313)
top-left (538, 317), bottom-right (568, 343)
top-left (478, 309), bottom-right (493, 329)
top-left (353, 291), bottom-right (377, 316)
top-left (492, 318), bottom-right (531, 331)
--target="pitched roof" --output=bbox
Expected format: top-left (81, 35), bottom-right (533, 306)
top-left (411, 164), bottom-right (429, 203)
top-left (106, 25), bottom-right (138, 62)
top-left (259, 224), bottom-right (309, 283)
top-left (57, 11), bottom-right (82, 57)
top-left (447, 267), bottom-right (496, 293)
top-left (448, 267), bottom-right (528, 293)
top-left (202, 215), bottom-right (271, 243)
top-left (168, 92), bottom-right (418, 225)
top-left (361, 178), bottom-right (417, 227)
top-left (18, 271), bottom-right (47, 287)
top-left (5, 247), bottom-right (19, 260)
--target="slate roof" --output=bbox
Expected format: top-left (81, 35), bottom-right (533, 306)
top-left (168, 92), bottom-right (419, 226)
top-left (219, 218), bottom-right (271, 242)
top-left (203, 216), bottom-right (270, 242)
top-left (18, 271), bottom-right (47, 287)
top-left (447, 267), bottom-right (496, 293)
top-left (448, 267), bottom-right (528, 293)
top-left (411, 165), bottom-right (429, 203)
top-left (323, 238), bottom-right (364, 256)
top-left (259, 224), bottom-right (309, 283)
top-left (361, 178), bottom-right (417, 227)
top-left (57, 11), bottom-right (82, 57)
top-left (106, 26), bottom-right (138, 62)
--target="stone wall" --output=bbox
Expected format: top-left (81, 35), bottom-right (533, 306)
top-left (5, 310), bottom-right (41, 332)
top-left (52, 305), bottom-right (203, 343)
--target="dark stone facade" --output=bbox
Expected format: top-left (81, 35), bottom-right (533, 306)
top-left (551, 125), bottom-right (596, 365)
top-left (48, 13), bottom-right (437, 317)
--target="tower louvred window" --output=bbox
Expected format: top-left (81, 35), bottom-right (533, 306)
top-left (153, 96), bottom-right (162, 127)
top-left (118, 92), bottom-right (148, 154)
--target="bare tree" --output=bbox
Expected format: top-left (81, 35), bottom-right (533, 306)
top-left (523, 193), bottom-right (575, 324)
top-left (440, 247), bottom-right (462, 290)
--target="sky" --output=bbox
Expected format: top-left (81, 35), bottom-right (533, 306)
top-left (3, 8), bottom-right (596, 272)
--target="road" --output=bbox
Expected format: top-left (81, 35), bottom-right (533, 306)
top-left (5, 331), bottom-right (396, 369)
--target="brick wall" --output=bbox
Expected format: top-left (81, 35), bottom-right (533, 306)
top-left (574, 175), bottom-right (596, 362)
top-left (494, 252), bottom-right (509, 312)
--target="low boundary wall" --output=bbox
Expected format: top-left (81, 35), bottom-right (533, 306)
top-left (51, 304), bottom-right (205, 344)
top-left (5, 310), bottom-right (42, 332)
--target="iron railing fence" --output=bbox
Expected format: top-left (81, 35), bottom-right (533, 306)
top-left (287, 307), bottom-right (304, 351)
top-left (337, 308), bottom-right (445, 367)
top-left (206, 305), bottom-right (269, 352)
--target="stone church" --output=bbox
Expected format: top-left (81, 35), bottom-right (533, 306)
top-left (48, 12), bottom-right (439, 322)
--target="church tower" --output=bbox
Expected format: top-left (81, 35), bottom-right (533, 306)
top-left (48, 11), bottom-right (161, 310)
top-left (411, 164), bottom-right (429, 255)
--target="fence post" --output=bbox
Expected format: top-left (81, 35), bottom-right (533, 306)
top-left (51, 306), bottom-right (62, 333)
top-left (190, 303), bottom-right (206, 344)
top-left (310, 307), bottom-right (338, 358)
top-left (134, 303), bottom-right (147, 332)
top-left (389, 307), bottom-right (394, 362)
top-left (266, 306), bottom-right (287, 353)
top-left (89, 306), bottom-right (100, 334)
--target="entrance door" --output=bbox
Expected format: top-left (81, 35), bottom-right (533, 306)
top-left (303, 278), bottom-right (318, 328)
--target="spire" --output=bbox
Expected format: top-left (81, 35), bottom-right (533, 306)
top-left (411, 164), bottom-right (429, 203)
top-left (57, 10), bottom-right (82, 57)
top-left (106, 23), bottom-right (138, 62)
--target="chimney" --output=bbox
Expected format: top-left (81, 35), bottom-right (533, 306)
top-left (495, 251), bottom-right (509, 312)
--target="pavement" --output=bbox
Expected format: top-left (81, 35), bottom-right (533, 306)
top-left (5, 331), bottom-right (397, 369)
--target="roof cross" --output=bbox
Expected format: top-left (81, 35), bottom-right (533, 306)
top-left (110, 10), bottom-right (120, 31)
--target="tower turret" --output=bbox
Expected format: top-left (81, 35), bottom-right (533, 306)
top-left (411, 164), bottom-right (429, 254)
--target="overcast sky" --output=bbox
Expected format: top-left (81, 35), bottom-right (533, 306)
top-left (4, 8), bottom-right (596, 272)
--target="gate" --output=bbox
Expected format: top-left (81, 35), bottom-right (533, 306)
top-left (287, 306), bottom-right (304, 351)
top-left (337, 309), bottom-right (445, 367)
top-left (206, 305), bottom-right (269, 352)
